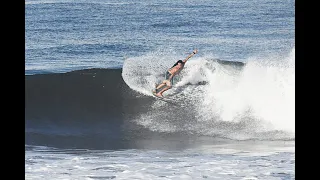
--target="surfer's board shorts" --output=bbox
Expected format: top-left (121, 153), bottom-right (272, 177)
top-left (165, 71), bottom-right (174, 86)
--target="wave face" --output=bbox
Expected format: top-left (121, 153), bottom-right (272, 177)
top-left (122, 48), bottom-right (295, 140)
top-left (26, 69), bottom-right (153, 149)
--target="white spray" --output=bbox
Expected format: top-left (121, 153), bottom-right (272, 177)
top-left (122, 48), bottom-right (295, 139)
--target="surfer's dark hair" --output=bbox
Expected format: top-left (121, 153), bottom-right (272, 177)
top-left (171, 60), bottom-right (184, 68)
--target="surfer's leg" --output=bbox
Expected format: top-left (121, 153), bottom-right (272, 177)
top-left (156, 81), bottom-right (172, 97)
top-left (155, 80), bottom-right (169, 92)
top-left (155, 71), bottom-right (173, 93)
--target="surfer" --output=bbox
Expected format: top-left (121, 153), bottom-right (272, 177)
top-left (153, 49), bottom-right (198, 97)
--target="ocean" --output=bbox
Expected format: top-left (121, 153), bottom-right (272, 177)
top-left (25, 0), bottom-right (295, 179)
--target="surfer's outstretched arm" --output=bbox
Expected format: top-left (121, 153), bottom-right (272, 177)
top-left (182, 49), bottom-right (198, 63)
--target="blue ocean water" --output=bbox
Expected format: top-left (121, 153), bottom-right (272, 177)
top-left (25, 0), bottom-right (294, 74)
top-left (25, 0), bottom-right (295, 179)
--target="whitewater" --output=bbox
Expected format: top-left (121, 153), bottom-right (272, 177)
top-left (122, 48), bottom-right (295, 140)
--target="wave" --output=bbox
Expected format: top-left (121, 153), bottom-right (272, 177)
top-left (26, 49), bottom-right (294, 149)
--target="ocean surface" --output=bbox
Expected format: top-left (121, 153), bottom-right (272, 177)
top-left (25, 0), bottom-right (295, 179)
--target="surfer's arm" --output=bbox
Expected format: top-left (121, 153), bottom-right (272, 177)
top-left (182, 49), bottom-right (198, 63)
